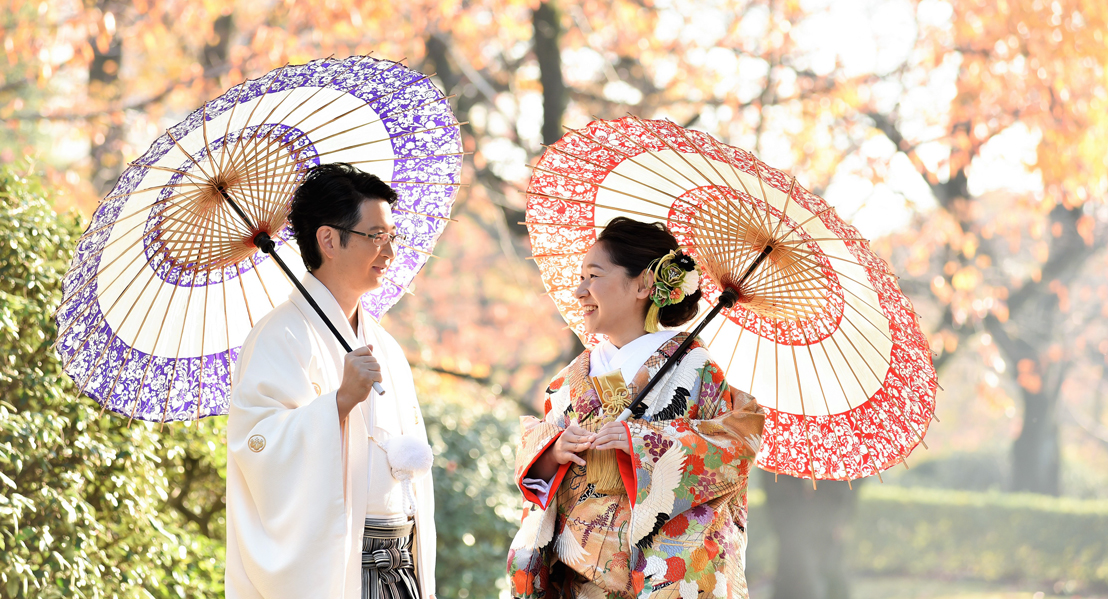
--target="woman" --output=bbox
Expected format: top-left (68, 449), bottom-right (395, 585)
top-left (508, 217), bottom-right (765, 599)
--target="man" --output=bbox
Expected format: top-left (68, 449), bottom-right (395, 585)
top-left (226, 163), bottom-right (436, 599)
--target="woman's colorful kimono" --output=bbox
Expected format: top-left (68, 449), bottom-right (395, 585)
top-left (508, 333), bottom-right (765, 599)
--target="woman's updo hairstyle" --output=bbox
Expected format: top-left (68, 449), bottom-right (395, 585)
top-left (595, 216), bottom-right (702, 328)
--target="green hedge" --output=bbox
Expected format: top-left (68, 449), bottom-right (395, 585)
top-left (746, 485), bottom-right (1108, 587)
top-left (417, 370), bottom-right (525, 599)
top-left (0, 164), bottom-right (225, 598)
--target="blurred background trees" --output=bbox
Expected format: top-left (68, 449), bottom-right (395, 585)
top-left (2, 0), bottom-right (1107, 597)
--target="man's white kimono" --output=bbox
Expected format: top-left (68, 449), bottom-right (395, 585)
top-left (226, 274), bottom-right (435, 598)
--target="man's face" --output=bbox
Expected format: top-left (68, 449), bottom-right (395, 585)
top-left (328, 199), bottom-right (397, 294)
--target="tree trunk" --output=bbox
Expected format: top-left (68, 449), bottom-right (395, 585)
top-left (88, 5), bottom-right (124, 195)
top-left (201, 13), bottom-right (234, 76)
top-left (761, 471), bottom-right (857, 599)
top-left (1010, 385), bottom-right (1061, 494)
top-left (424, 34), bottom-right (459, 95)
top-left (874, 112), bottom-right (1075, 497)
top-left (986, 306), bottom-right (1063, 496)
top-left (530, 1), bottom-right (581, 365)
top-left (989, 204), bottom-right (1092, 496)
top-left (532, 1), bottom-right (565, 145)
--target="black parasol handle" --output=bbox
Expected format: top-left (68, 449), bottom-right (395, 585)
top-left (223, 193), bottom-right (385, 395)
top-left (615, 244), bottom-right (773, 422)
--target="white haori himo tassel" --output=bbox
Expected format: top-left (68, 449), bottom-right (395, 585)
top-left (381, 435), bottom-right (434, 517)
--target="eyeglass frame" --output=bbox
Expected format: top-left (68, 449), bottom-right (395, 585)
top-left (326, 225), bottom-right (404, 248)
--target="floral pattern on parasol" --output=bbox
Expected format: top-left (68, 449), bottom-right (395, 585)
top-left (55, 56), bottom-right (462, 423)
top-left (525, 116), bottom-right (936, 481)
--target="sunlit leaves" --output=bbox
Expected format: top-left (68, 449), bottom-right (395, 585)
top-left (418, 368), bottom-right (523, 599)
top-left (0, 163), bottom-right (223, 598)
top-left (926, 0), bottom-right (1108, 203)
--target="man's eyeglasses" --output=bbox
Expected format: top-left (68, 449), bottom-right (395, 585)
top-left (328, 226), bottom-right (404, 248)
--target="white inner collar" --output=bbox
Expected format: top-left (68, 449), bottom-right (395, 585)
top-left (589, 330), bottom-right (679, 384)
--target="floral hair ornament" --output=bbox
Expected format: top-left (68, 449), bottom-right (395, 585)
top-left (644, 250), bottom-right (700, 333)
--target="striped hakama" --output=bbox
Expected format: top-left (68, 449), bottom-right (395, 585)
top-left (362, 516), bottom-right (420, 599)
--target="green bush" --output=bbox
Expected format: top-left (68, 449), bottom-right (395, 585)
top-left (0, 164), bottom-right (223, 598)
top-left (848, 485), bottom-right (1108, 585)
top-left (746, 484), bottom-right (1108, 589)
top-left (418, 370), bottom-right (524, 599)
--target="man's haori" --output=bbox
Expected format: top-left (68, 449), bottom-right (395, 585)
top-left (226, 274), bottom-right (435, 599)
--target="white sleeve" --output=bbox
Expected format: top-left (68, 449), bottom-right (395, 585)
top-left (225, 320), bottom-right (347, 599)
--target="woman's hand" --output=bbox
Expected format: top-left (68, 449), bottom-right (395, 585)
top-left (553, 423), bottom-right (595, 467)
top-left (592, 421), bottom-right (631, 454)
top-left (528, 423), bottom-right (594, 480)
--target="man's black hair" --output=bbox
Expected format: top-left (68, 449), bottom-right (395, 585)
top-left (288, 163), bottom-right (397, 271)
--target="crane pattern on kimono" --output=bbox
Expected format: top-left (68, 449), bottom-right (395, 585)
top-left (575, 483), bottom-right (606, 505)
top-left (508, 336), bottom-right (765, 599)
top-left (637, 386), bottom-right (691, 421)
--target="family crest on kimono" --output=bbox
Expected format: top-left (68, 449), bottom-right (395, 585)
top-left (226, 164), bottom-right (437, 599)
top-left (508, 217), bottom-right (766, 599)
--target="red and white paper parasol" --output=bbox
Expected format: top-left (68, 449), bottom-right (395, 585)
top-left (525, 116), bottom-right (937, 482)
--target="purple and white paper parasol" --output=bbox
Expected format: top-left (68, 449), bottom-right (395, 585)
top-left (54, 56), bottom-right (463, 423)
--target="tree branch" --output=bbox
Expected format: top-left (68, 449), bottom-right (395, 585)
top-left (166, 454), bottom-right (212, 537)
top-left (8, 58), bottom-right (235, 123)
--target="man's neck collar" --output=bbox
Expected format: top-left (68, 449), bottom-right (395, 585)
top-left (311, 267), bottom-right (360, 322)
top-left (291, 273), bottom-right (359, 347)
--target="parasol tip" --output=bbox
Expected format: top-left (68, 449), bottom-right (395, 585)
top-left (251, 230), bottom-right (276, 254)
top-left (718, 287), bottom-right (740, 309)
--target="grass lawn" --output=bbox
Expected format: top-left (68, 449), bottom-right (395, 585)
top-left (750, 575), bottom-right (1107, 599)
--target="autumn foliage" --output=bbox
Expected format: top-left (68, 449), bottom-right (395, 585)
top-left (2, 0), bottom-right (1107, 595)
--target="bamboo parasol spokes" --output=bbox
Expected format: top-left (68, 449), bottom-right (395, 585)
top-left (55, 55), bottom-right (464, 424)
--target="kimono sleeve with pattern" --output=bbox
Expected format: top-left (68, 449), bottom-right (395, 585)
top-left (514, 365), bottom-right (573, 509)
top-left (622, 355), bottom-right (764, 548)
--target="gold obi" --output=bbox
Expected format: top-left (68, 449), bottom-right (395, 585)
top-left (582, 369), bottom-right (632, 495)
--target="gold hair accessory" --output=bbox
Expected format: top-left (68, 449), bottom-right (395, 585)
top-left (644, 250), bottom-right (700, 333)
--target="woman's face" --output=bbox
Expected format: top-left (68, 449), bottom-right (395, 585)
top-left (575, 242), bottom-right (651, 344)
